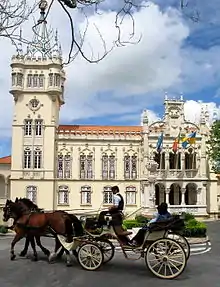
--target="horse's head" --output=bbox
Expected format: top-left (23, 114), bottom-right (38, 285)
top-left (2, 200), bottom-right (19, 222)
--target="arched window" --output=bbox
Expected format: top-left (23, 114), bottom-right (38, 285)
top-left (57, 155), bottom-right (63, 178)
top-left (24, 147), bottom-right (31, 169)
top-left (102, 154), bottom-right (116, 180)
top-left (103, 186), bottom-right (113, 204)
top-left (24, 119), bottom-right (32, 136)
top-left (124, 155), bottom-right (137, 179)
top-left (34, 148), bottom-right (42, 169)
top-left (64, 155), bottom-right (71, 179)
top-left (81, 186), bottom-right (91, 205)
top-left (17, 73), bottom-right (23, 86)
top-left (35, 119), bottom-right (43, 136)
top-left (126, 186), bottom-right (136, 205)
top-left (39, 74), bottom-right (44, 87)
top-left (49, 73), bottom-right (53, 86)
top-left (27, 74), bottom-right (32, 87)
top-left (58, 185), bottom-right (69, 205)
top-left (26, 186), bottom-right (37, 203)
top-left (79, 154), bottom-right (93, 179)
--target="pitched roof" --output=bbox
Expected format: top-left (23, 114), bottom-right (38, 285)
top-left (0, 155), bottom-right (11, 164)
top-left (58, 125), bottom-right (142, 134)
top-left (0, 125), bottom-right (142, 165)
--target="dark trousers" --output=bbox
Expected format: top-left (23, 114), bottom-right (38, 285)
top-left (98, 209), bottom-right (122, 226)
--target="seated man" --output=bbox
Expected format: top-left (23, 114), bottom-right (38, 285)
top-left (98, 186), bottom-right (131, 238)
top-left (131, 202), bottom-right (172, 246)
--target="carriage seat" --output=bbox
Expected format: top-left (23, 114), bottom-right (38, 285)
top-left (148, 216), bottom-right (185, 232)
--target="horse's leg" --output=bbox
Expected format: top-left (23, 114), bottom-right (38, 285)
top-left (19, 236), bottom-right (30, 257)
top-left (35, 236), bottom-right (50, 257)
top-left (64, 249), bottom-right (73, 267)
top-left (55, 238), bottom-right (64, 259)
top-left (10, 233), bottom-right (24, 260)
top-left (29, 236), bottom-right (38, 261)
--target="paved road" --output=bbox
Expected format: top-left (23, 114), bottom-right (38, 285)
top-left (0, 222), bottom-right (218, 287)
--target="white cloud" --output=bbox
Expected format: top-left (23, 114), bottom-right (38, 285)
top-left (0, 0), bottom-right (220, 153)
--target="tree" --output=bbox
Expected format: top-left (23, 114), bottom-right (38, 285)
top-left (0, 0), bottom-right (200, 65)
top-left (207, 120), bottom-right (220, 173)
top-left (0, 0), bottom-right (37, 42)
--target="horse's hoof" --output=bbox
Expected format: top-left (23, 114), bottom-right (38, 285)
top-left (19, 252), bottom-right (26, 257)
top-left (48, 253), bottom-right (56, 262)
top-left (10, 254), bottom-right (16, 261)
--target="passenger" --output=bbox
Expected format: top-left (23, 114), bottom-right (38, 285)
top-left (131, 202), bottom-right (172, 246)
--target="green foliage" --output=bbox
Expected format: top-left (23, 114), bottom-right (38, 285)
top-left (182, 212), bottom-right (195, 221)
top-left (183, 219), bottom-right (207, 238)
top-left (135, 214), bottom-right (149, 224)
top-left (207, 120), bottom-right (220, 173)
top-left (123, 220), bottom-right (145, 229)
top-left (0, 225), bottom-right (8, 234)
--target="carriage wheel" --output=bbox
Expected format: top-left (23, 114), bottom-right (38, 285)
top-left (96, 239), bottom-right (115, 264)
top-left (145, 238), bottom-right (186, 279)
top-left (77, 243), bottom-right (103, 271)
top-left (167, 233), bottom-right (190, 260)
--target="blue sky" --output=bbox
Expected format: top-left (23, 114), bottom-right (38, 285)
top-left (1, 0), bottom-right (220, 157)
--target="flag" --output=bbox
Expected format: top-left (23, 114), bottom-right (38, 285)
top-left (182, 131), bottom-right (197, 149)
top-left (156, 132), bottom-right (164, 152)
top-left (172, 132), bottom-right (180, 152)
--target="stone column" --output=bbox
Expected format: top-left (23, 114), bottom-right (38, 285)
top-left (196, 187), bottom-right (202, 205)
top-left (165, 188), bottom-right (170, 205)
top-left (181, 187), bottom-right (186, 205)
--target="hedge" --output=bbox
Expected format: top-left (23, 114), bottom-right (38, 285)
top-left (123, 213), bottom-right (207, 238)
top-left (0, 225), bottom-right (8, 234)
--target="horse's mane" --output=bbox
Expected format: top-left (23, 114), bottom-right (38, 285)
top-left (18, 198), bottom-right (39, 209)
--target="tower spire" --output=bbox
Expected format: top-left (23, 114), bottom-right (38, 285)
top-left (28, 0), bottom-right (54, 58)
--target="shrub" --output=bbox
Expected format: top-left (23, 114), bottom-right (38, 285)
top-left (0, 225), bottom-right (8, 234)
top-left (135, 215), bottom-right (149, 224)
top-left (182, 212), bottom-right (195, 221)
top-left (183, 220), bottom-right (207, 238)
top-left (123, 220), bottom-right (144, 229)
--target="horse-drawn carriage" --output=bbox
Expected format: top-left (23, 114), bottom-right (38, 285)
top-left (3, 199), bottom-right (190, 280)
top-left (53, 212), bottom-right (190, 279)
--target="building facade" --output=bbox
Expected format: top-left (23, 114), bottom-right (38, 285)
top-left (0, 2), bottom-right (220, 222)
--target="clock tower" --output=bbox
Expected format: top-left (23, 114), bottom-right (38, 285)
top-left (9, 0), bottom-right (65, 209)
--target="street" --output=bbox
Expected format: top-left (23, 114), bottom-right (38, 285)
top-left (0, 221), bottom-right (219, 287)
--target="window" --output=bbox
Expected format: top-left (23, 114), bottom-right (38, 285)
top-left (126, 186), bottom-right (136, 205)
top-left (124, 155), bottom-right (137, 179)
top-left (49, 73), bottom-right (53, 86)
top-left (24, 148), bottom-right (31, 169)
top-left (64, 155), bottom-right (71, 179)
top-left (80, 154), bottom-right (93, 179)
top-left (54, 74), bottom-right (60, 86)
top-left (17, 73), bottom-right (23, 86)
top-left (12, 73), bottom-right (16, 86)
top-left (27, 74), bottom-right (32, 87)
top-left (102, 155), bottom-right (116, 180)
top-left (103, 186), bottom-right (113, 204)
top-left (24, 119), bottom-right (32, 136)
top-left (185, 149), bottom-right (196, 169)
top-left (35, 120), bottom-right (43, 136)
top-left (26, 186), bottom-right (37, 203)
top-left (57, 155), bottom-right (63, 178)
top-left (33, 74), bottom-right (38, 87)
top-left (58, 185), bottom-right (69, 205)
top-left (34, 148), bottom-right (42, 169)
top-left (81, 186), bottom-right (91, 205)
top-left (39, 74), bottom-right (44, 87)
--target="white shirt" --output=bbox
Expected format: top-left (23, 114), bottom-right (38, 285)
top-left (113, 194), bottom-right (121, 207)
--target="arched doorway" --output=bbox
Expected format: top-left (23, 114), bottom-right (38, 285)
top-left (0, 175), bottom-right (5, 198)
top-left (155, 183), bottom-right (165, 205)
top-left (169, 183), bottom-right (181, 205)
top-left (185, 183), bottom-right (197, 205)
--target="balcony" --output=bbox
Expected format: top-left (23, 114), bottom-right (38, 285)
top-left (168, 205), bottom-right (207, 215)
top-left (149, 169), bottom-right (199, 179)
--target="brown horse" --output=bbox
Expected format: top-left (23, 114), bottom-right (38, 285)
top-left (2, 200), bottom-right (80, 266)
top-left (13, 198), bottom-right (83, 259)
